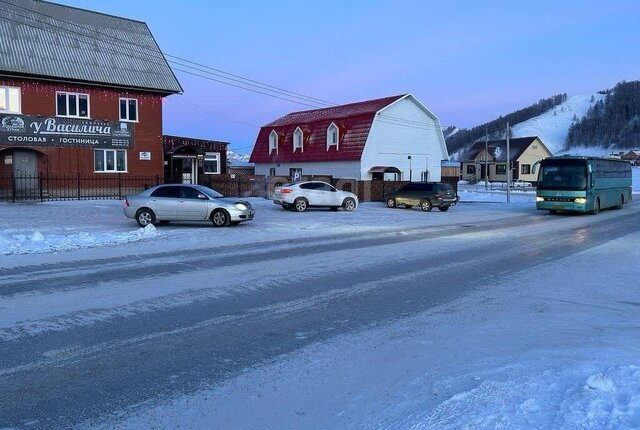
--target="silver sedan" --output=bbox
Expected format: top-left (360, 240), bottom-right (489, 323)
top-left (123, 184), bottom-right (254, 227)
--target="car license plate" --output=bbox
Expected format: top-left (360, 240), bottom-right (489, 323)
top-left (552, 205), bottom-right (563, 209)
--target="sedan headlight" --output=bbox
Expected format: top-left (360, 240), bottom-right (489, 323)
top-left (536, 196), bottom-right (545, 202)
top-left (574, 197), bottom-right (587, 204)
top-left (234, 203), bottom-right (248, 211)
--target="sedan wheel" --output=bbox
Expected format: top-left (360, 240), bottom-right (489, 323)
top-left (386, 198), bottom-right (396, 208)
top-left (211, 209), bottom-right (230, 227)
top-left (135, 208), bottom-right (155, 227)
top-left (294, 198), bottom-right (308, 212)
top-left (342, 198), bottom-right (356, 212)
top-left (420, 200), bottom-right (432, 212)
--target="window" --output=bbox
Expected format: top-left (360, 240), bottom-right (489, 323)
top-left (327, 123), bottom-right (339, 150)
top-left (466, 164), bottom-right (476, 175)
top-left (521, 164), bottom-right (531, 175)
top-left (0, 86), bottom-right (21, 113)
top-left (204, 152), bottom-right (220, 174)
top-left (94, 149), bottom-right (127, 172)
top-left (57, 92), bottom-right (90, 118)
top-left (293, 127), bottom-right (303, 152)
top-left (496, 164), bottom-right (507, 175)
top-left (151, 186), bottom-right (180, 198)
top-left (119, 98), bottom-right (138, 122)
top-left (180, 186), bottom-right (205, 199)
top-left (269, 130), bottom-right (278, 155)
top-left (269, 168), bottom-right (276, 176)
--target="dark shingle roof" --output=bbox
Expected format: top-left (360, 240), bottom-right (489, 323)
top-left (0, 0), bottom-right (182, 93)
top-left (464, 137), bottom-right (539, 162)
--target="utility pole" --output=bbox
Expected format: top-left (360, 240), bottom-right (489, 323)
top-left (484, 124), bottom-right (489, 190)
top-left (408, 155), bottom-right (412, 182)
top-left (506, 122), bottom-right (511, 203)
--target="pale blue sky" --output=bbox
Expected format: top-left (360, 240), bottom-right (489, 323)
top-left (58, 0), bottom-right (640, 154)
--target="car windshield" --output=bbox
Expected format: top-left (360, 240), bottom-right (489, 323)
top-left (195, 185), bottom-right (223, 198)
top-left (538, 160), bottom-right (588, 191)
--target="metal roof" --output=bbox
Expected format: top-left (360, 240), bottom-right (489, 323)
top-left (0, 0), bottom-right (182, 93)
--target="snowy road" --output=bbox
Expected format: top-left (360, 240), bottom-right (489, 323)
top-left (1, 200), bottom-right (639, 429)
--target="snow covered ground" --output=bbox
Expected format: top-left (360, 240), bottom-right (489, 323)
top-left (2, 177), bottom-right (639, 429)
top-left (1, 168), bottom-right (638, 258)
top-left (83, 205), bottom-right (640, 429)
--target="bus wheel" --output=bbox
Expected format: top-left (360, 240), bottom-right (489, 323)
top-left (615, 194), bottom-right (624, 209)
top-left (590, 198), bottom-right (600, 215)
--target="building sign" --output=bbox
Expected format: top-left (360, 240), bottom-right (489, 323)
top-left (0, 114), bottom-right (133, 149)
top-left (139, 151), bottom-right (151, 160)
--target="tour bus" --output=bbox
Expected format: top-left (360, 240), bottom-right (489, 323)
top-left (535, 156), bottom-right (632, 214)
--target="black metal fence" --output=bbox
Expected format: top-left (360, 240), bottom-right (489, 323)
top-left (1, 174), bottom-right (464, 203)
top-left (0, 174), bottom-right (164, 202)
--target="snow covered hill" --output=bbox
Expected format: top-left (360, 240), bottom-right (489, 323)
top-left (510, 93), bottom-right (605, 154)
top-left (227, 149), bottom-right (250, 163)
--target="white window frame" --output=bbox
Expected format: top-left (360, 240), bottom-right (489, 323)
top-left (94, 149), bottom-right (127, 173)
top-left (0, 86), bottom-right (21, 114)
top-left (119, 97), bottom-right (139, 122)
top-left (56, 91), bottom-right (90, 118)
top-left (327, 122), bottom-right (339, 150)
top-left (293, 127), bottom-right (304, 152)
top-left (203, 152), bottom-right (221, 175)
top-left (269, 130), bottom-right (279, 155)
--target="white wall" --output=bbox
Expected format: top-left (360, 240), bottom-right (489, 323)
top-left (360, 96), bottom-right (448, 181)
top-left (254, 161), bottom-right (361, 178)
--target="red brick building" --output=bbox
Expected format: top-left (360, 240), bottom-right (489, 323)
top-left (0, 0), bottom-right (182, 194)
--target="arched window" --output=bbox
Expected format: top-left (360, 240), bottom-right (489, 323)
top-left (269, 130), bottom-right (278, 155)
top-left (327, 122), bottom-right (339, 150)
top-left (293, 127), bottom-right (304, 152)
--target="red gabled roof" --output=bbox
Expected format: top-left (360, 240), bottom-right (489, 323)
top-left (250, 94), bottom-right (406, 164)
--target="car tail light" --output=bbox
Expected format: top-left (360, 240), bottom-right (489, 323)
top-left (281, 188), bottom-right (293, 194)
top-left (124, 198), bottom-right (129, 208)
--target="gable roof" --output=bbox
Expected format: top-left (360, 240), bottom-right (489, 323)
top-left (463, 137), bottom-right (548, 162)
top-left (250, 95), bottom-right (407, 163)
top-left (0, 0), bottom-right (182, 94)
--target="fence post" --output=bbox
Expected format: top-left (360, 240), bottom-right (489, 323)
top-left (77, 172), bottom-right (81, 200)
top-left (39, 175), bottom-right (44, 202)
top-left (11, 174), bottom-right (16, 203)
top-left (118, 173), bottom-right (122, 199)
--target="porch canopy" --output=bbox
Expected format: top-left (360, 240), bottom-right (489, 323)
top-left (368, 166), bottom-right (401, 174)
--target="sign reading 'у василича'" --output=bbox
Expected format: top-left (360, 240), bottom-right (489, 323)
top-left (0, 114), bottom-right (133, 149)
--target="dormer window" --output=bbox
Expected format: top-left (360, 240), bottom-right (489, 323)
top-left (269, 130), bottom-right (278, 155)
top-left (293, 127), bottom-right (304, 152)
top-left (327, 122), bottom-right (339, 150)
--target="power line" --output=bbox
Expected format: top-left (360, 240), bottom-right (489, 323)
top-left (167, 97), bottom-right (260, 129)
top-left (0, 0), bottom-right (334, 108)
top-left (0, 2), bottom-right (442, 133)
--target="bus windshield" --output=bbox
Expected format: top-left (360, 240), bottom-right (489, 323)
top-left (538, 159), bottom-right (588, 191)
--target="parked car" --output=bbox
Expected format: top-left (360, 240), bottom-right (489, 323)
top-left (272, 181), bottom-right (358, 212)
top-left (384, 182), bottom-right (459, 212)
top-left (124, 184), bottom-right (254, 227)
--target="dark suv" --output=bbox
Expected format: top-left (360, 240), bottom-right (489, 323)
top-left (384, 182), bottom-right (459, 212)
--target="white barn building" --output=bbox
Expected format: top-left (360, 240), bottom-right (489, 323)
top-left (249, 94), bottom-right (449, 181)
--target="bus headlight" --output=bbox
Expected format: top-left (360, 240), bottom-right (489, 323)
top-left (536, 196), bottom-right (545, 202)
top-left (574, 197), bottom-right (587, 204)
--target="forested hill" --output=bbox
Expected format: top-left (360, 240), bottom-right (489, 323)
top-left (566, 80), bottom-right (640, 150)
top-left (445, 94), bottom-right (567, 155)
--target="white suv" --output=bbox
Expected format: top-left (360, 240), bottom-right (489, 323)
top-left (273, 181), bottom-right (358, 212)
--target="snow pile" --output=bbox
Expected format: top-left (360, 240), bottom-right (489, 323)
top-left (510, 94), bottom-right (605, 154)
top-left (419, 365), bottom-right (640, 429)
top-left (0, 227), bottom-right (161, 255)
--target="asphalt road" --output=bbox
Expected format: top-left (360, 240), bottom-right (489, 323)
top-left (1, 204), bottom-right (639, 429)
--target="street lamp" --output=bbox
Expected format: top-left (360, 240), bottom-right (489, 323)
top-left (408, 155), bottom-right (412, 182)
